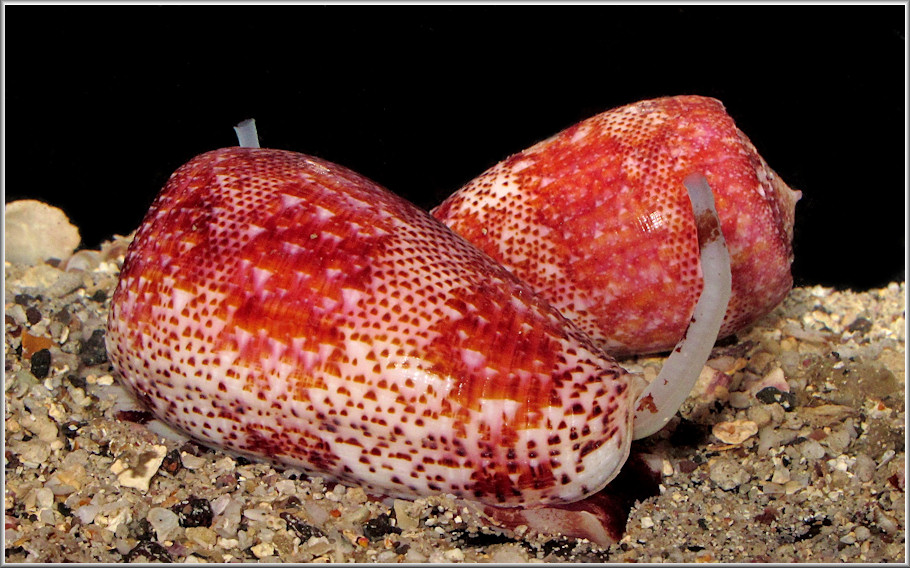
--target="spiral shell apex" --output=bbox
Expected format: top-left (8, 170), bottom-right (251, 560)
top-left (432, 95), bottom-right (800, 356)
top-left (105, 147), bottom-right (639, 507)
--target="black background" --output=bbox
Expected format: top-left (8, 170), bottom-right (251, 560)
top-left (5, 5), bottom-right (906, 291)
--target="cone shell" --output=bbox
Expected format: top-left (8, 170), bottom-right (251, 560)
top-left (106, 147), bottom-right (637, 506)
top-left (432, 96), bottom-right (800, 356)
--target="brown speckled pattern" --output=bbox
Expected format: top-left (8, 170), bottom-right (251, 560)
top-left (106, 147), bottom-right (636, 507)
top-left (432, 96), bottom-right (800, 356)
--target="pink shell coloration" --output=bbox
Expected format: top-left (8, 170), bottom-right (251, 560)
top-left (432, 96), bottom-right (801, 356)
top-left (105, 147), bottom-right (638, 507)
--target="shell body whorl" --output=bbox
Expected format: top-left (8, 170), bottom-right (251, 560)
top-left (106, 147), bottom-right (636, 507)
top-left (432, 96), bottom-right (800, 356)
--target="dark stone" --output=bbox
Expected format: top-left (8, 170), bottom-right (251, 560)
top-left (449, 528), bottom-right (514, 547)
top-left (52, 307), bottom-right (71, 324)
top-left (363, 512), bottom-right (402, 540)
top-left (30, 349), bottom-right (51, 378)
top-left (129, 518), bottom-right (156, 541)
top-left (394, 542), bottom-right (410, 555)
top-left (5, 450), bottom-right (21, 469)
top-left (275, 495), bottom-right (301, 508)
top-left (280, 512), bottom-right (325, 540)
top-left (214, 473), bottom-right (237, 489)
top-left (756, 386), bottom-right (797, 411)
top-left (161, 449), bottom-right (183, 475)
top-left (785, 516), bottom-right (832, 543)
top-left (25, 306), bottom-right (42, 325)
top-left (755, 507), bottom-right (778, 525)
top-left (124, 541), bottom-right (173, 563)
top-left (846, 317), bottom-right (873, 334)
top-left (66, 374), bottom-right (87, 389)
top-left (79, 329), bottom-right (108, 366)
top-left (171, 497), bottom-right (213, 528)
top-left (14, 294), bottom-right (34, 306)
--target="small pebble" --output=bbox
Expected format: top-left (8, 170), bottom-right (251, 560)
top-left (25, 487), bottom-right (55, 511)
top-left (274, 479), bottom-right (296, 495)
top-left (24, 413), bottom-right (59, 443)
top-left (708, 457), bottom-right (752, 490)
top-left (14, 293), bottom-right (34, 306)
top-left (212, 498), bottom-right (243, 539)
top-left (393, 500), bottom-right (419, 531)
top-left (184, 526), bottom-right (217, 549)
top-left (161, 449), bottom-right (183, 475)
top-left (771, 467), bottom-right (791, 484)
top-left (242, 508), bottom-right (270, 523)
top-left (16, 439), bottom-right (52, 467)
top-left (110, 445), bottom-right (167, 492)
top-left (172, 497), bottom-right (213, 528)
top-left (25, 306), bottom-right (43, 325)
top-left (363, 512), bottom-right (401, 540)
top-left (75, 504), bottom-right (100, 524)
top-left (147, 507), bottom-right (182, 542)
top-left (280, 512), bottom-right (324, 540)
top-left (852, 454), bottom-right (876, 482)
top-left (728, 391), bottom-right (752, 409)
top-left (756, 386), bottom-right (797, 410)
top-left (4, 200), bottom-right (80, 265)
top-left (47, 271), bottom-right (85, 298)
top-left (179, 452), bottom-right (208, 470)
top-left (489, 543), bottom-right (530, 563)
top-left (712, 419), bottom-right (758, 445)
top-left (29, 349), bottom-right (51, 379)
top-left (845, 317), bottom-right (873, 334)
top-left (124, 541), bottom-right (173, 563)
top-left (799, 439), bottom-right (826, 461)
top-left (404, 548), bottom-right (427, 562)
top-left (873, 508), bottom-right (899, 534)
top-left (79, 329), bottom-right (108, 366)
top-left (250, 542), bottom-right (275, 559)
top-left (762, 481), bottom-right (784, 496)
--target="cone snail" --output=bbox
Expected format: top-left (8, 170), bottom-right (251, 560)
top-left (105, 101), bottom-right (754, 541)
top-left (433, 95), bottom-right (800, 357)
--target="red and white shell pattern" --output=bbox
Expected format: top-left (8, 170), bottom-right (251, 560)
top-left (432, 95), bottom-right (801, 356)
top-left (105, 147), bottom-right (637, 507)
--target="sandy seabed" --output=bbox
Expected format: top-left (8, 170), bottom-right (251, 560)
top-left (3, 235), bottom-right (905, 563)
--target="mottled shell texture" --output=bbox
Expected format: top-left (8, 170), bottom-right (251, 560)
top-left (432, 96), bottom-right (800, 356)
top-left (106, 148), bottom-right (637, 507)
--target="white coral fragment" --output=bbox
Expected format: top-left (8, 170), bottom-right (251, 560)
top-left (5, 200), bottom-right (81, 265)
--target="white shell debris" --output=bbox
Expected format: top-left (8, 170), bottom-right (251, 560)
top-left (712, 419), bottom-right (759, 445)
top-left (5, 200), bottom-right (81, 265)
top-left (110, 444), bottom-right (167, 491)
